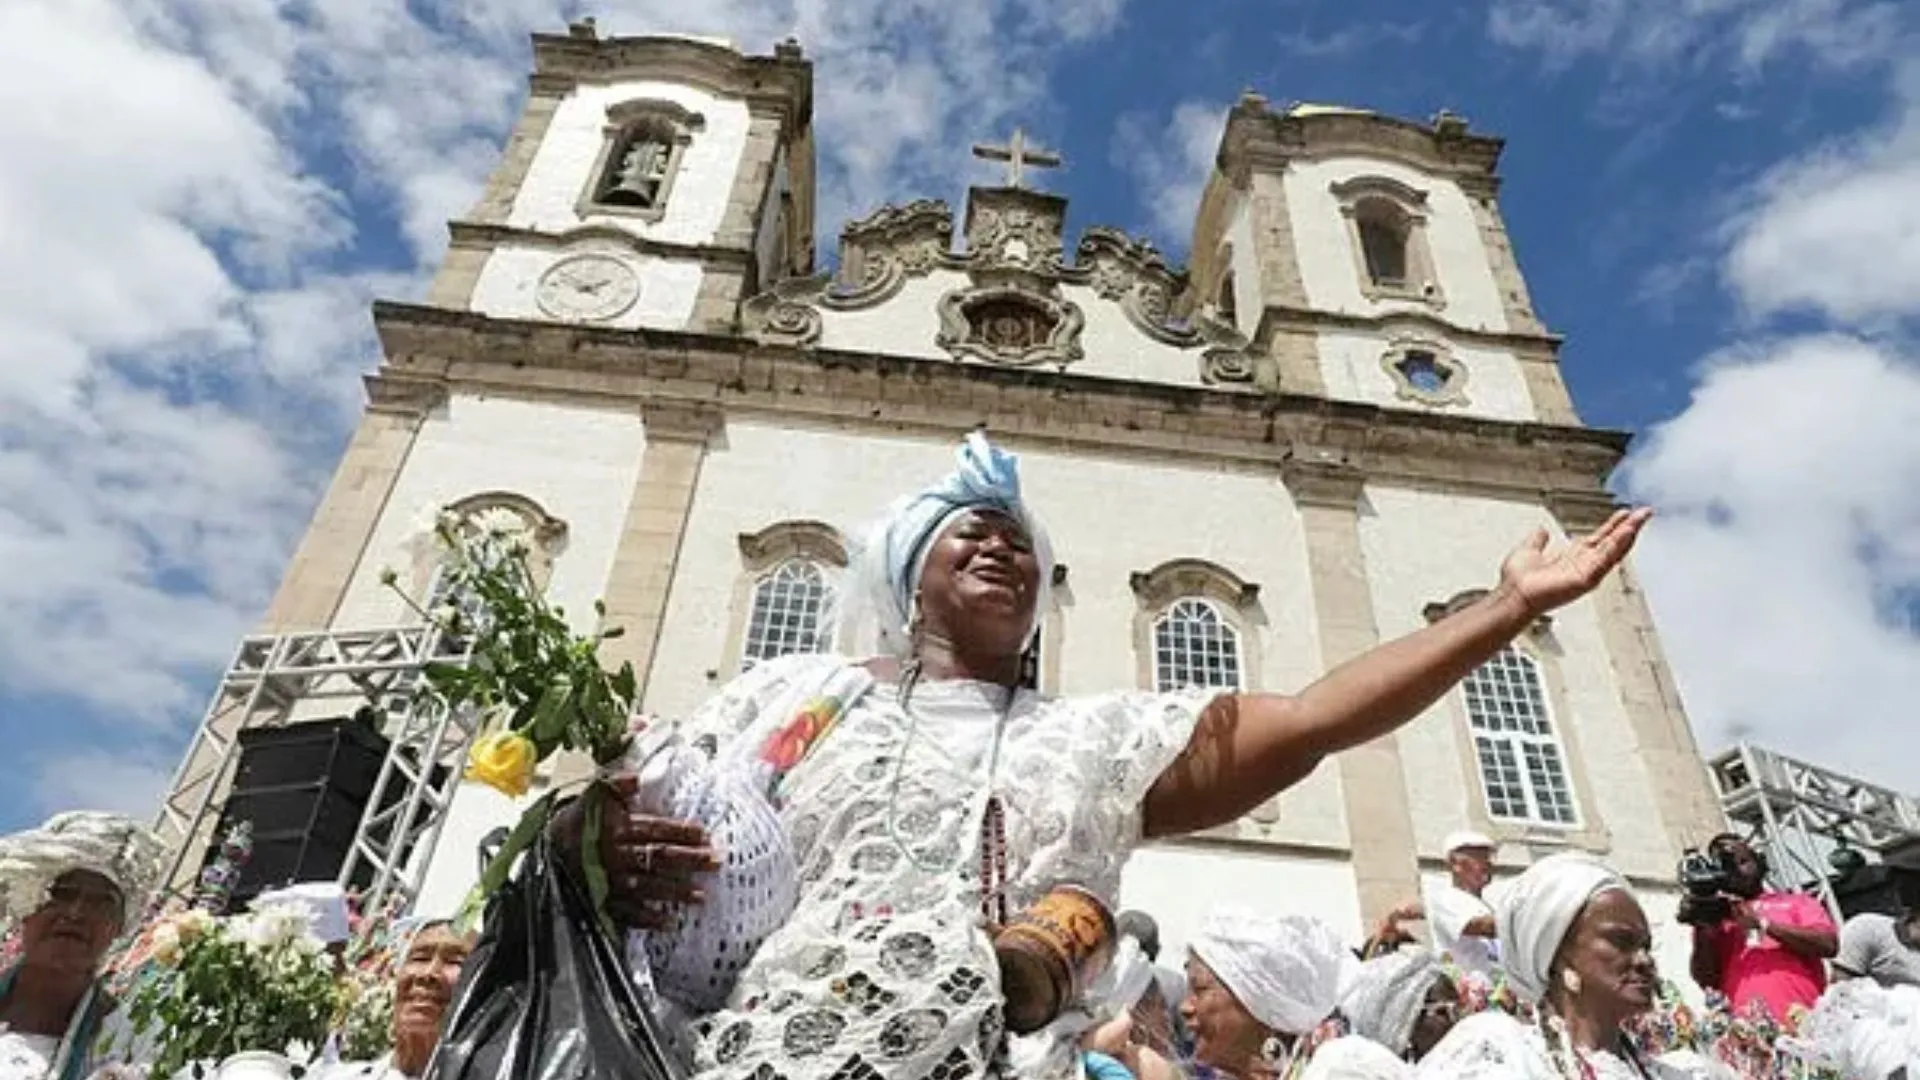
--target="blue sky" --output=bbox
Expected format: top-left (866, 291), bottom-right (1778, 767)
top-left (3, 0), bottom-right (1917, 833)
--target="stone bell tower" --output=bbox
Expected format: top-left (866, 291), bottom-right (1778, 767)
top-left (420, 20), bottom-right (815, 337)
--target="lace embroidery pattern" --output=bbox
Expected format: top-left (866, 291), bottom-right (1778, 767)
top-left (669, 655), bottom-right (1212, 1080)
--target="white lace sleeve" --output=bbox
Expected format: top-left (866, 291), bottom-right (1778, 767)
top-left (1412, 1012), bottom-right (1553, 1080)
top-left (1055, 689), bottom-right (1216, 877)
top-left (625, 653), bottom-right (842, 767)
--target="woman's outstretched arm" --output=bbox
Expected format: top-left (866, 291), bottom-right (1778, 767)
top-left (1142, 508), bottom-right (1650, 839)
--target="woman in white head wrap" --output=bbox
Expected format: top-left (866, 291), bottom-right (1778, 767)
top-left (1415, 854), bottom-right (1728, 1080)
top-left (1340, 949), bottom-right (1458, 1064)
top-left (0, 812), bottom-right (163, 1080)
top-left (552, 430), bottom-right (1649, 1080)
top-left (1180, 907), bottom-right (1355, 1078)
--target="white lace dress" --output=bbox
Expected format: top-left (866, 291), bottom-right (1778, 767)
top-left (666, 654), bottom-right (1212, 1080)
top-left (1414, 1013), bottom-right (1733, 1080)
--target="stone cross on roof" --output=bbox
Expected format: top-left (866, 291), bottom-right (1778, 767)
top-left (971, 127), bottom-right (1062, 189)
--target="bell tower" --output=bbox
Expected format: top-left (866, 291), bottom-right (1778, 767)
top-left (1185, 94), bottom-right (1579, 427)
top-left (423, 21), bottom-right (815, 334)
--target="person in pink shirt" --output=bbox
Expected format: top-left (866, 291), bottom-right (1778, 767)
top-left (1682, 834), bottom-right (1838, 1022)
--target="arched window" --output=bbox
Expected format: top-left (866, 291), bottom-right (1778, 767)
top-left (1216, 269), bottom-right (1239, 328)
top-left (580, 100), bottom-right (705, 223)
top-left (413, 494), bottom-right (569, 653)
top-left (741, 559), bottom-right (834, 670)
top-left (1151, 598), bottom-right (1243, 691)
top-left (730, 520), bottom-right (848, 672)
top-left (1462, 647), bottom-right (1578, 826)
top-left (1355, 201), bottom-right (1409, 287)
top-left (1331, 176), bottom-right (1444, 309)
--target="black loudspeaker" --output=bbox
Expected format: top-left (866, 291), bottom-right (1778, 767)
top-left (203, 716), bottom-right (395, 904)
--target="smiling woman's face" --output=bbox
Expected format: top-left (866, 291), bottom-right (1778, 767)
top-left (19, 869), bottom-right (123, 975)
top-left (393, 924), bottom-right (473, 1041)
top-left (914, 509), bottom-right (1040, 661)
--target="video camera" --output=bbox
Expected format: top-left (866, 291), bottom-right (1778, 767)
top-left (1676, 846), bottom-right (1736, 925)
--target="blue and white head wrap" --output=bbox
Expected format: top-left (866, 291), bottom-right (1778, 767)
top-left (837, 431), bottom-right (1054, 659)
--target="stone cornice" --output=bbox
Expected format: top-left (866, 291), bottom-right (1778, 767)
top-left (446, 220), bottom-right (755, 265)
top-left (1252, 302), bottom-right (1563, 355)
top-left (362, 371), bottom-right (448, 417)
top-left (640, 400), bottom-right (724, 443)
top-left (368, 301), bottom-right (1629, 496)
top-left (1221, 93), bottom-right (1505, 183)
top-left (528, 32), bottom-right (812, 130)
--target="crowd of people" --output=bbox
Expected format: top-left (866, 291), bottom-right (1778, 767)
top-left (1, 433), bottom-right (1913, 1079)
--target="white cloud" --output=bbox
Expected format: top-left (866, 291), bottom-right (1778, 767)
top-left (30, 749), bottom-right (176, 823)
top-left (1486, 0), bottom-right (1908, 75)
top-left (1621, 336), bottom-right (1920, 783)
top-left (1111, 100), bottom-right (1227, 250)
top-left (1277, 22), bottom-right (1424, 59)
top-left (1722, 88), bottom-right (1920, 324)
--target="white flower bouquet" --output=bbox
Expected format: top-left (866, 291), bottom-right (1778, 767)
top-left (117, 905), bottom-right (338, 1077)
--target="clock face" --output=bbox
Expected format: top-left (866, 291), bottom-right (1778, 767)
top-left (534, 254), bottom-right (641, 322)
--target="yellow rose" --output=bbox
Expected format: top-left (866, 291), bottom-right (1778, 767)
top-left (465, 730), bottom-right (538, 798)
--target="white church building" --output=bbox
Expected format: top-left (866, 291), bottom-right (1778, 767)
top-left (164, 24), bottom-right (1727, 976)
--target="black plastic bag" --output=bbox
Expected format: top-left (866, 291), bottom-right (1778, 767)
top-left (424, 832), bottom-right (687, 1080)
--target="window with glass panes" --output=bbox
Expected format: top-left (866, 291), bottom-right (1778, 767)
top-left (1151, 598), bottom-right (1242, 691)
top-left (1462, 647), bottom-right (1578, 826)
top-left (741, 559), bottom-right (834, 670)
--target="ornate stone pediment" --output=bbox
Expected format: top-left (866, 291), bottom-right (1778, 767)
top-left (935, 283), bottom-right (1084, 368)
top-left (735, 184), bottom-right (1272, 387)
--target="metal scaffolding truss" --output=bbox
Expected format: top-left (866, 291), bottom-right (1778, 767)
top-left (154, 625), bottom-right (474, 914)
top-left (1708, 743), bottom-right (1920, 917)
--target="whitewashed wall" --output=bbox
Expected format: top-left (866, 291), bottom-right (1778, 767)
top-left (1314, 330), bottom-right (1538, 422)
top-left (507, 81), bottom-right (749, 246)
top-left (1124, 845), bottom-right (1365, 960)
top-left (1282, 157), bottom-right (1509, 333)
top-left (1358, 486), bottom-right (1677, 880)
top-left (469, 243), bottom-right (704, 330)
top-left (330, 393), bottom-right (644, 634)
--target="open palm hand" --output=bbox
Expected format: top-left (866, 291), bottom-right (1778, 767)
top-left (1498, 507), bottom-right (1652, 618)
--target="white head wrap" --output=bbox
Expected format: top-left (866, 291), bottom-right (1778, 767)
top-left (1190, 907), bottom-right (1357, 1037)
top-left (1339, 949), bottom-right (1446, 1056)
top-left (1494, 852), bottom-right (1631, 1003)
top-left (0, 811), bottom-right (165, 929)
top-left (837, 431), bottom-right (1054, 658)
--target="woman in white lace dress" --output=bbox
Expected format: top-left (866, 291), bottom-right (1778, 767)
top-left (1414, 854), bottom-right (1729, 1080)
top-left (563, 432), bottom-right (1650, 1080)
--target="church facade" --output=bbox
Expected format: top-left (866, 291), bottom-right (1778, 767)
top-left (244, 25), bottom-right (1724, 965)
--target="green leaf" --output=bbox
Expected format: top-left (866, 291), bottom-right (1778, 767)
top-left (474, 791), bottom-right (557, 899)
top-left (600, 625), bottom-right (625, 639)
top-left (581, 786), bottom-right (617, 937)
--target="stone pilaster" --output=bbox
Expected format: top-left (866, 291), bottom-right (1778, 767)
top-left (1281, 458), bottom-right (1422, 925)
top-left (1514, 341), bottom-right (1583, 426)
top-left (425, 87), bottom-right (566, 311)
top-left (1546, 491), bottom-right (1727, 854)
top-left (257, 375), bottom-right (445, 633)
top-left (1459, 178), bottom-right (1546, 338)
top-left (1248, 170), bottom-right (1310, 311)
top-left (469, 87), bottom-right (566, 225)
top-left (599, 402), bottom-right (724, 695)
top-left (690, 262), bottom-right (752, 333)
top-left (715, 105), bottom-right (787, 251)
